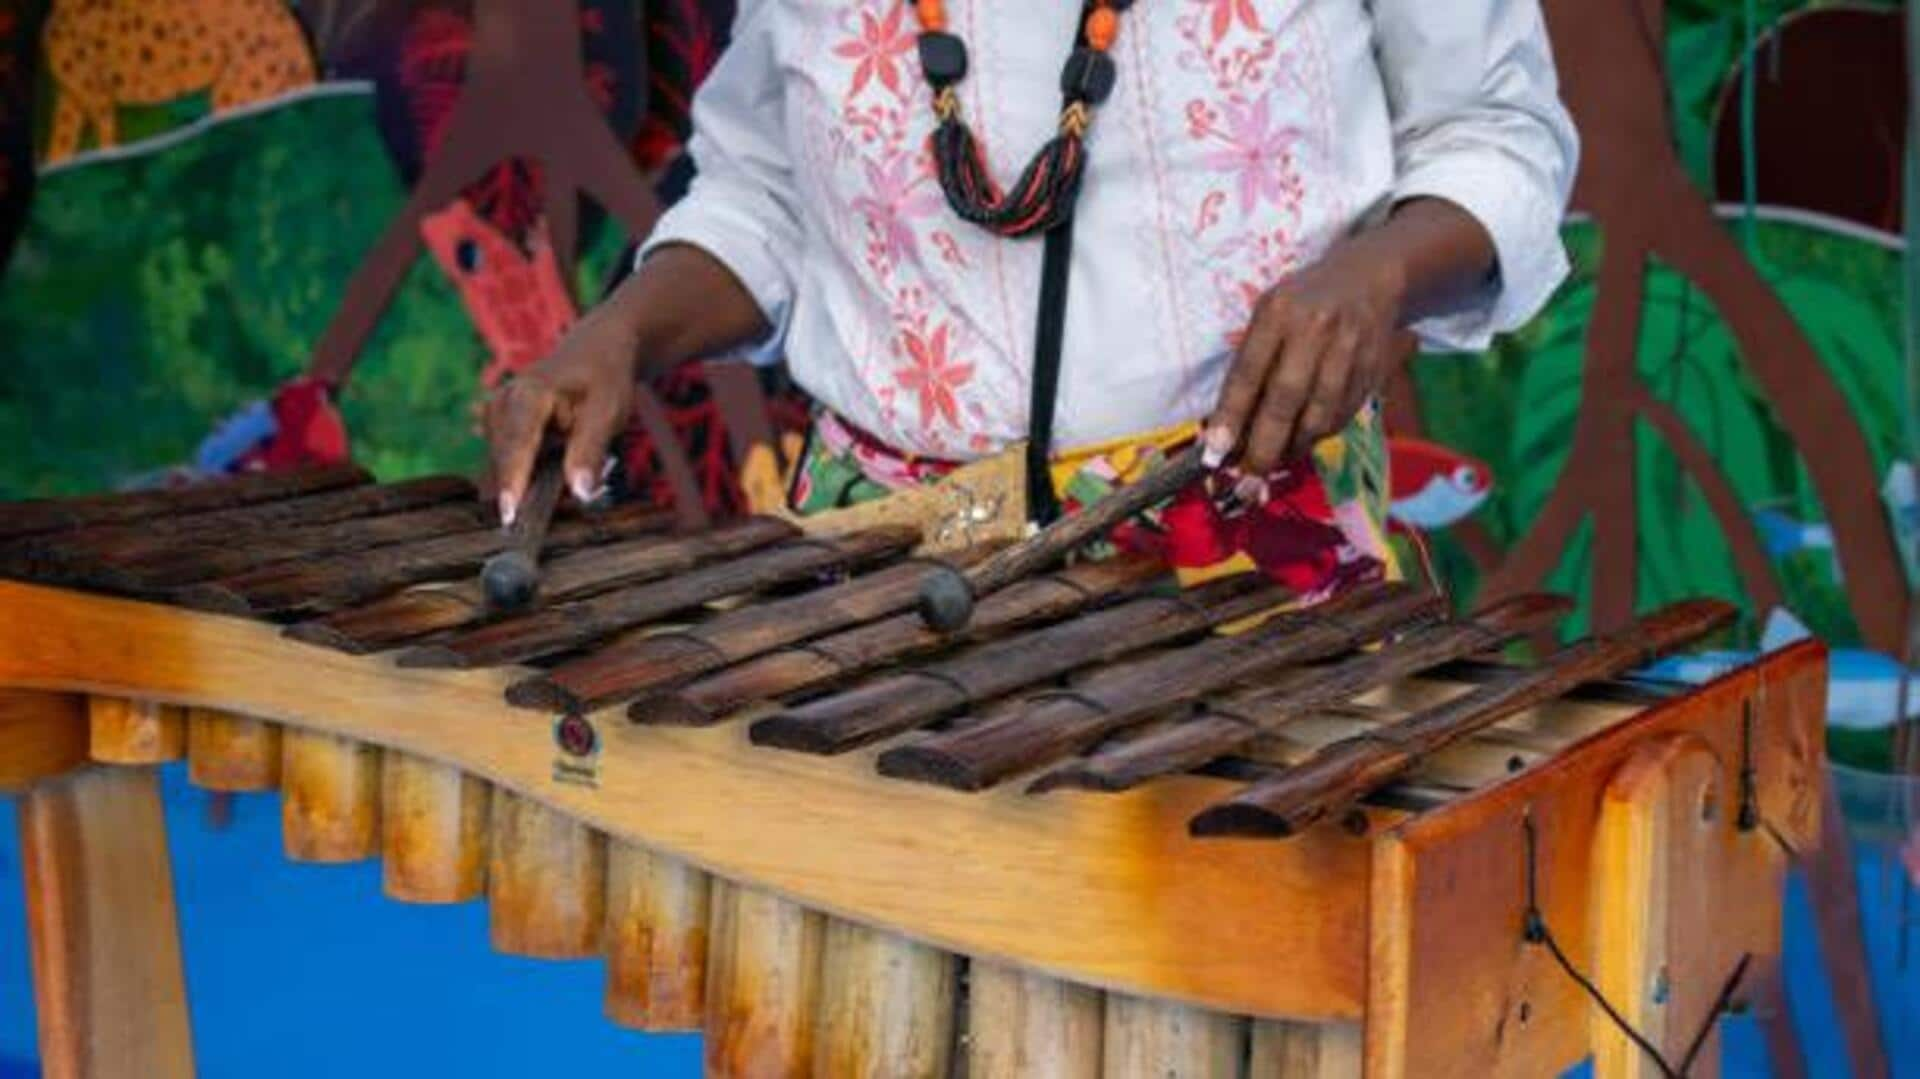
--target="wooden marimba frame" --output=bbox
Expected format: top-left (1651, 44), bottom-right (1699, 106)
top-left (0, 461), bottom-right (1825, 1079)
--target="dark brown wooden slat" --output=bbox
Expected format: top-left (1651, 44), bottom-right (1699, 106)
top-left (1028, 594), bottom-right (1572, 794)
top-left (507, 546), bottom-right (1001, 713)
top-left (284, 517), bottom-right (802, 655)
top-left (1186, 598), bottom-right (1739, 838)
top-left (633, 557), bottom-right (1168, 726)
top-left (97, 503), bottom-right (494, 591)
top-left (0, 465), bottom-right (371, 543)
top-left (394, 526), bottom-right (923, 670)
top-left (746, 572), bottom-right (1291, 756)
top-left (871, 582), bottom-right (1439, 792)
top-left (0, 475), bottom-right (475, 575)
top-left (174, 504), bottom-right (677, 618)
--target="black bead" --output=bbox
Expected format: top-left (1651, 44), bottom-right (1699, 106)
top-left (1105, 0), bottom-right (1135, 9)
top-left (1059, 47), bottom-right (1116, 105)
top-left (919, 32), bottom-right (968, 87)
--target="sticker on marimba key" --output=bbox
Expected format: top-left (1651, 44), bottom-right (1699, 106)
top-left (551, 714), bottom-right (601, 789)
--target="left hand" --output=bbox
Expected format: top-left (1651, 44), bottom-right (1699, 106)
top-left (1205, 245), bottom-right (1410, 476)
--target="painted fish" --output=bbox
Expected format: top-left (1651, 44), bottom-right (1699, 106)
top-left (1638, 608), bottom-right (1920, 731)
top-left (1387, 438), bottom-right (1492, 530)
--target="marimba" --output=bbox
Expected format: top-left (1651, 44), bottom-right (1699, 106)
top-left (0, 462), bottom-right (1825, 1079)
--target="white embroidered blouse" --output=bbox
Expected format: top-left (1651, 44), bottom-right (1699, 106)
top-left (643, 0), bottom-right (1579, 460)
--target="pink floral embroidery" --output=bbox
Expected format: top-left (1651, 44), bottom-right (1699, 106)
top-left (1197, 96), bottom-right (1305, 214)
top-left (832, 4), bottom-right (915, 100)
top-left (1200, 0), bottom-right (1262, 43)
top-left (895, 324), bottom-right (974, 431)
top-left (849, 152), bottom-right (945, 266)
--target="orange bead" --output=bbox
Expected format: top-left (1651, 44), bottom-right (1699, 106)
top-left (916, 0), bottom-right (946, 32)
top-left (1086, 6), bottom-right (1119, 51)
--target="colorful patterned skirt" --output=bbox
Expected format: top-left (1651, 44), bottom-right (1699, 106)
top-left (786, 407), bottom-right (1413, 601)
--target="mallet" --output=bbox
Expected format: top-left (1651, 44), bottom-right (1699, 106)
top-left (480, 452), bottom-right (569, 613)
top-left (916, 444), bottom-right (1209, 632)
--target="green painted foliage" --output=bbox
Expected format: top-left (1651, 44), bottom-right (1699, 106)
top-left (0, 89), bottom-right (622, 497)
top-left (1414, 218), bottom-right (1907, 650)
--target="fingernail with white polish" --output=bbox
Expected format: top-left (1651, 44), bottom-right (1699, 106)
top-left (1202, 425), bottom-right (1234, 469)
top-left (1234, 474), bottom-right (1269, 507)
top-left (498, 493), bottom-right (518, 528)
top-left (569, 469), bottom-right (596, 503)
top-left (599, 455), bottom-right (617, 481)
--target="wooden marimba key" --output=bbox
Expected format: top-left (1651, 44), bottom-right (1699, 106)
top-left (0, 466), bottom-right (1828, 1079)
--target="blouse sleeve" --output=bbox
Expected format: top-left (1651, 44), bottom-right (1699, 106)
top-left (1370, 0), bottom-right (1581, 351)
top-left (638, 0), bottom-right (801, 360)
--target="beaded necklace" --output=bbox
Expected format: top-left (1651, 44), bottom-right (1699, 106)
top-left (910, 0), bottom-right (1130, 238)
top-left (907, 1), bottom-right (1135, 523)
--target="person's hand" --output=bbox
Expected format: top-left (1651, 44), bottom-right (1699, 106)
top-left (1204, 245), bottom-right (1409, 477)
top-left (485, 303), bottom-right (642, 524)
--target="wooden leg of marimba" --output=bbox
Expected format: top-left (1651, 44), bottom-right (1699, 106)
top-left (965, 961), bottom-right (1104, 1079)
top-left (813, 920), bottom-right (956, 1077)
top-left (86, 696), bottom-right (185, 765)
top-left (380, 752), bottom-right (489, 903)
top-left (605, 840), bottom-right (710, 1030)
top-left (1246, 1020), bottom-right (1363, 1078)
top-left (1101, 994), bottom-right (1247, 1078)
top-left (280, 728), bottom-right (381, 862)
top-left (185, 708), bottom-right (281, 791)
top-left (17, 765), bottom-right (194, 1079)
top-left (488, 790), bottom-right (606, 957)
top-left (703, 879), bottom-right (825, 1078)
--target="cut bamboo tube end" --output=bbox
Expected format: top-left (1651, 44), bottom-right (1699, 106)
top-left (488, 791), bottom-right (607, 958)
top-left (704, 880), bottom-right (825, 1078)
top-left (280, 728), bottom-right (382, 862)
top-left (965, 961), bottom-right (1104, 1079)
top-left (87, 696), bottom-right (185, 765)
top-left (380, 752), bottom-right (490, 904)
top-left (605, 840), bottom-right (712, 1031)
top-left (186, 708), bottom-right (282, 791)
top-left (813, 919), bottom-right (957, 1078)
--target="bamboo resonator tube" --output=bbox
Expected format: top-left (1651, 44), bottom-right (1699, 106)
top-left (280, 729), bottom-right (382, 862)
top-left (479, 452), bottom-right (569, 612)
top-left (87, 696), bottom-right (185, 764)
top-left (916, 444), bottom-right (1207, 631)
top-left (381, 752), bottom-right (490, 903)
top-left (489, 791), bottom-right (607, 958)
top-left (1191, 598), bottom-right (1739, 837)
top-left (606, 841), bottom-right (712, 1030)
top-left (186, 708), bottom-right (283, 791)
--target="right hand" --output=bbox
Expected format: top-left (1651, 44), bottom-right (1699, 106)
top-left (485, 303), bottom-right (643, 524)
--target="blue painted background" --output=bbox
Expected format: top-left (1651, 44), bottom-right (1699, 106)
top-left (0, 766), bottom-right (1913, 1077)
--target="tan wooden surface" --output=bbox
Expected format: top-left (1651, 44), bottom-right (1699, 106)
top-left (0, 690), bottom-right (88, 793)
top-left (0, 579), bottom-right (1376, 1020)
top-left (1365, 643), bottom-right (1822, 1079)
top-left (86, 696), bottom-right (183, 764)
top-left (605, 840), bottom-right (711, 1030)
top-left (185, 708), bottom-right (281, 791)
top-left (380, 751), bottom-right (489, 903)
top-left (704, 880), bottom-right (824, 1078)
top-left (812, 920), bottom-right (955, 1078)
top-left (18, 766), bottom-right (194, 1079)
top-left (966, 961), bottom-right (1105, 1079)
top-left (1101, 993), bottom-right (1246, 1078)
top-left (1247, 1020), bottom-right (1363, 1078)
top-left (488, 791), bottom-right (606, 957)
top-left (280, 728), bottom-right (381, 862)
